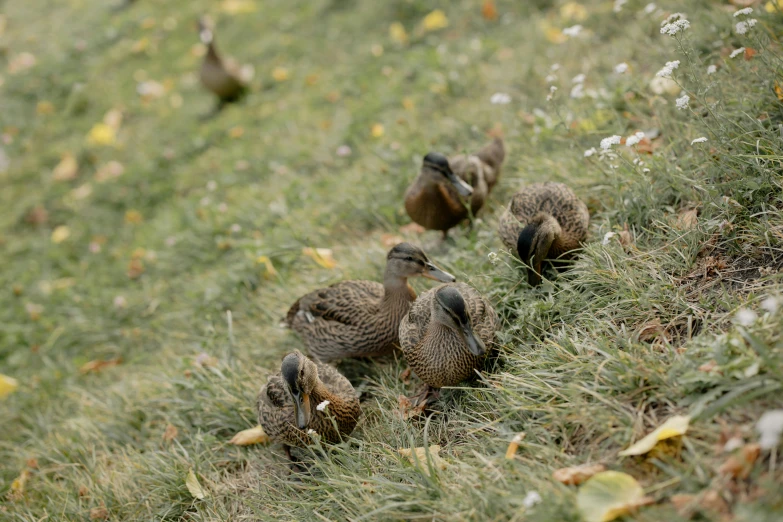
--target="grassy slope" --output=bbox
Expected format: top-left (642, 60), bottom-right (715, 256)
top-left (1, 0), bottom-right (782, 520)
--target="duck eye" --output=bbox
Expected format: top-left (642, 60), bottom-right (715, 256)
top-left (406, 256), bottom-right (414, 262)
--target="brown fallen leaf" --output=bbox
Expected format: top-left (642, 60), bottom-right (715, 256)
top-left (505, 432), bottom-right (526, 459)
top-left (399, 367), bottom-right (412, 385)
top-left (398, 394), bottom-right (426, 420)
top-left (719, 443), bottom-right (760, 479)
top-left (481, 0), bottom-right (498, 21)
top-left (637, 318), bottom-right (665, 343)
top-left (80, 358), bottom-right (122, 374)
top-left (162, 424), bottom-right (178, 442)
top-left (127, 259), bottom-right (144, 279)
top-left (25, 206), bottom-right (49, 226)
top-left (617, 223), bottom-right (633, 247)
top-left (698, 360), bottom-right (720, 374)
top-left (90, 505), bottom-right (109, 520)
top-left (399, 222), bottom-right (425, 235)
top-left (398, 445), bottom-right (448, 476)
top-left (744, 47), bottom-right (756, 60)
top-left (78, 485), bottom-right (89, 497)
top-left (553, 463), bottom-right (606, 486)
top-left (677, 208), bottom-right (699, 230)
top-left (229, 425), bottom-right (270, 445)
top-left (381, 233), bottom-right (404, 249)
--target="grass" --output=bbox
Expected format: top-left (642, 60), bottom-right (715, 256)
top-left (1, 0), bottom-right (782, 520)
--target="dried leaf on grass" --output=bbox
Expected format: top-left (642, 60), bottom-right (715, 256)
top-left (256, 255), bottom-right (278, 279)
top-left (398, 445), bottom-right (448, 476)
top-left (51, 225), bottom-right (71, 244)
top-left (0, 374), bottom-right (19, 398)
top-left (676, 208), bottom-right (699, 230)
top-left (52, 153), bottom-right (78, 181)
top-left (381, 233), bottom-right (404, 249)
top-left (302, 247), bottom-right (337, 269)
top-left (162, 424), bottom-right (178, 442)
top-left (7, 470), bottom-right (31, 501)
top-left (619, 415), bottom-right (690, 457)
top-left (671, 491), bottom-right (730, 518)
top-left (89, 506), bottom-right (109, 520)
top-left (399, 222), bottom-right (425, 235)
top-left (185, 469), bottom-right (206, 499)
top-left (422, 10), bottom-right (448, 31)
top-left (505, 432), bottom-right (526, 459)
top-left (229, 426), bottom-right (270, 446)
top-left (481, 0), bottom-right (498, 21)
top-left (576, 471), bottom-right (653, 522)
top-left (80, 357), bottom-right (122, 374)
top-left (718, 443), bottom-right (760, 479)
top-left (553, 463), bottom-right (606, 485)
top-left (398, 395), bottom-right (426, 420)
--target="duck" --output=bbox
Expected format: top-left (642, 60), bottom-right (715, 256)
top-left (404, 137), bottom-right (505, 238)
top-left (399, 282), bottom-right (499, 403)
top-left (498, 182), bottom-right (589, 286)
top-left (197, 18), bottom-right (247, 111)
top-left (286, 243), bottom-right (455, 362)
top-left (257, 351), bottom-right (360, 466)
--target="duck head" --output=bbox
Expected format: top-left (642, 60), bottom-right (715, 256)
top-left (516, 213), bottom-right (561, 287)
top-left (433, 286), bottom-right (485, 356)
top-left (280, 351), bottom-right (319, 429)
top-left (422, 152), bottom-right (473, 198)
top-left (197, 17), bottom-right (213, 45)
top-left (386, 243), bottom-right (456, 283)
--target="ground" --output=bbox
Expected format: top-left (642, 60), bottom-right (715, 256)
top-left (1, 0), bottom-right (782, 520)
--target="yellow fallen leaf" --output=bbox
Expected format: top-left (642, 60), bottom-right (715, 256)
top-left (302, 247), bottom-right (337, 269)
top-left (505, 432), bottom-right (525, 459)
top-left (52, 153), bottom-right (78, 181)
top-left (422, 10), bottom-right (449, 31)
top-left (553, 463), bottom-right (606, 486)
top-left (37, 101), bottom-right (55, 115)
top-left (402, 97), bottom-right (415, 111)
top-left (71, 183), bottom-right (92, 200)
top-left (51, 225), bottom-right (71, 244)
top-left (229, 425), bottom-right (270, 445)
top-left (766, 1), bottom-right (782, 13)
top-left (398, 445), bottom-right (448, 476)
top-left (103, 109), bottom-right (123, 130)
top-left (0, 374), bottom-right (19, 398)
top-left (229, 126), bottom-right (244, 139)
top-left (125, 210), bottom-right (143, 224)
top-left (371, 123), bottom-right (385, 138)
top-left (389, 22), bottom-right (408, 45)
top-left (539, 20), bottom-right (567, 44)
top-left (774, 81), bottom-right (783, 102)
top-left (560, 2), bottom-right (588, 21)
top-left (8, 469), bottom-right (31, 500)
top-left (221, 0), bottom-right (257, 14)
top-left (676, 209), bottom-right (698, 230)
top-left (577, 471), bottom-right (653, 522)
top-left (185, 469), bottom-right (206, 500)
top-left (86, 123), bottom-right (116, 146)
top-left (256, 255), bottom-right (278, 279)
top-left (619, 415), bottom-right (690, 457)
top-left (79, 358), bottom-right (122, 374)
top-left (131, 37), bottom-right (149, 54)
top-left (272, 67), bottom-right (290, 82)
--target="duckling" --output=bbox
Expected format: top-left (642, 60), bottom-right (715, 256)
top-left (197, 18), bottom-right (247, 111)
top-left (286, 243), bottom-right (455, 362)
top-left (257, 351), bottom-right (360, 466)
top-left (498, 182), bottom-right (589, 286)
top-left (404, 137), bottom-right (505, 238)
top-left (399, 283), bottom-right (499, 402)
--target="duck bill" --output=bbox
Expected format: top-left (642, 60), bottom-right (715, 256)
top-left (462, 324), bottom-right (486, 356)
top-left (527, 262), bottom-right (542, 287)
top-left (292, 392), bottom-right (311, 429)
top-left (446, 171), bottom-right (473, 197)
top-left (423, 262), bottom-right (456, 283)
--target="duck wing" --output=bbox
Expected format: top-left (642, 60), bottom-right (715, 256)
top-left (287, 280), bottom-right (383, 327)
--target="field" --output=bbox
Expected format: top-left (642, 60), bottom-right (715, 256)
top-left (1, 0), bottom-right (782, 520)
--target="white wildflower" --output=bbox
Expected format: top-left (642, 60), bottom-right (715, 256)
top-left (562, 25), bottom-right (583, 37)
top-left (632, 158), bottom-right (643, 165)
top-left (734, 7), bottom-right (753, 17)
top-left (735, 308), bottom-right (758, 326)
top-left (550, 63), bottom-right (561, 71)
top-left (691, 137), bottom-right (708, 145)
top-left (614, 0), bottom-right (627, 13)
top-left (602, 232), bottom-right (616, 245)
top-left (644, 3), bottom-right (657, 15)
top-left (730, 47), bottom-right (745, 58)
top-left (522, 491), bottom-right (542, 509)
top-left (488, 252), bottom-right (499, 265)
top-left (707, 64), bottom-right (717, 75)
top-left (614, 62), bottom-right (629, 74)
top-left (572, 74), bottom-right (586, 84)
top-left (656, 60), bottom-right (680, 78)
top-left (660, 19), bottom-right (690, 36)
top-left (570, 83), bottom-right (584, 99)
top-left (490, 92), bottom-right (511, 105)
top-left (643, 168), bottom-right (650, 173)
top-left (546, 85), bottom-right (557, 101)
top-left (761, 296), bottom-right (780, 315)
top-left (200, 196), bottom-right (211, 206)
top-left (600, 135), bottom-right (622, 150)
top-left (736, 19), bottom-right (757, 34)
top-left (206, 180), bottom-right (217, 191)
top-left (545, 74), bottom-right (557, 83)
top-left (316, 400), bottom-right (330, 411)
top-left (625, 131), bottom-right (646, 147)
top-left (336, 145), bottom-right (352, 157)
top-left (756, 410), bottom-right (783, 450)
top-left (584, 147), bottom-right (597, 157)
top-left (661, 12), bottom-right (687, 26)
top-left (675, 94), bottom-right (690, 110)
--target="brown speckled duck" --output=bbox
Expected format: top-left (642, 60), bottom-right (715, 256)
top-left (286, 243), bottom-right (455, 362)
top-left (257, 351), bottom-right (360, 466)
top-left (399, 283), bottom-right (499, 402)
top-left (498, 182), bottom-right (589, 286)
top-left (404, 138), bottom-right (505, 238)
top-left (198, 18), bottom-right (247, 110)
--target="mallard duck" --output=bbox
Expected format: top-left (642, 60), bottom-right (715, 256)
top-left (498, 182), bottom-right (589, 286)
top-left (257, 351), bottom-right (360, 466)
top-left (197, 18), bottom-right (247, 110)
top-left (399, 282), bottom-right (499, 401)
top-left (286, 243), bottom-right (455, 362)
top-left (404, 137), bottom-right (505, 238)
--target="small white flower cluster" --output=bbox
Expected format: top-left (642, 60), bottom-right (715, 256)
top-left (546, 85), bottom-right (557, 101)
top-left (522, 491), bottom-right (543, 509)
top-left (735, 308), bottom-right (758, 327)
top-left (613, 0), bottom-right (627, 13)
top-left (316, 400), bottom-right (330, 411)
top-left (625, 131), bottom-right (646, 147)
top-left (757, 410), bottom-right (783, 450)
top-left (643, 3), bottom-right (657, 15)
top-left (735, 19), bottom-right (757, 35)
top-left (600, 135), bottom-right (622, 150)
top-left (707, 64), bottom-right (717, 75)
top-left (584, 147), bottom-right (597, 157)
top-left (656, 60), bottom-right (680, 78)
top-left (570, 73), bottom-right (586, 99)
top-left (730, 47), bottom-right (745, 59)
top-left (660, 13), bottom-right (690, 36)
top-left (733, 7), bottom-right (753, 17)
top-left (490, 92), bottom-right (511, 105)
top-left (563, 25), bottom-right (582, 37)
top-left (675, 94), bottom-right (690, 110)
top-left (487, 252), bottom-right (499, 265)
top-left (691, 137), bottom-right (708, 145)
top-left (602, 232), bottom-right (616, 245)
top-left (614, 62), bottom-right (629, 74)
top-left (761, 295), bottom-right (781, 315)
top-left (632, 158), bottom-right (644, 166)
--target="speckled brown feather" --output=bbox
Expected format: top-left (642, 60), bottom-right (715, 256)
top-left (399, 283), bottom-right (499, 389)
top-left (257, 361), bottom-right (360, 448)
top-left (498, 182), bottom-right (589, 260)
